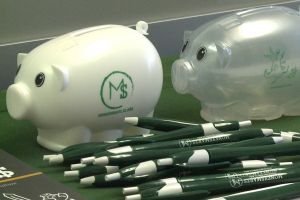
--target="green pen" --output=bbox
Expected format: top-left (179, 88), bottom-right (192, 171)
top-left (79, 159), bottom-right (290, 188)
top-left (124, 117), bottom-right (199, 131)
top-left (122, 159), bottom-right (292, 195)
top-left (94, 136), bottom-right (282, 177)
top-left (43, 131), bottom-right (167, 165)
top-left (157, 141), bottom-right (300, 167)
top-left (79, 165), bottom-right (179, 187)
top-left (114, 125), bottom-right (243, 147)
top-left (46, 134), bottom-right (154, 157)
top-left (81, 152), bottom-right (286, 187)
top-left (115, 137), bottom-right (282, 178)
top-left (64, 165), bottom-right (119, 178)
top-left (221, 136), bottom-right (282, 147)
top-left (81, 128), bottom-right (272, 164)
top-left (80, 160), bottom-right (173, 186)
top-left (44, 125), bottom-right (242, 165)
top-left (79, 161), bottom-right (240, 187)
top-left (92, 136), bottom-right (282, 166)
top-left (125, 164), bottom-right (300, 200)
top-left (125, 117), bottom-right (251, 132)
top-left (207, 182), bottom-right (300, 200)
top-left (59, 142), bottom-right (107, 153)
top-left (45, 119), bottom-right (251, 165)
top-left (77, 145), bottom-right (223, 168)
top-left (182, 160), bottom-right (293, 173)
top-left (43, 132), bottom-right (166, 165)
top-left (45, 144), bottom-right (117, 165)
top-left (44, 135), bottom-right (159, 165)
top-left (93, 149), bottom-right (188, 167)
top-left (59, 125), bottom-right (175, 154)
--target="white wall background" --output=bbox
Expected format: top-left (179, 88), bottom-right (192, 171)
top-left (1, 0), bottom-right (299, 89)
top-left (0, 0), bottom-right (293, 44)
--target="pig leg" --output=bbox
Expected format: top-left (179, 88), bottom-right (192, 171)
top-left (37, 127), bottom-right (92, 152)
top-left (90, 111), bottom-right (154, 141)
top-left (122, 110), bottom-right (154, 136)
top-left (282, 100), bottom-right (300, 116)
top-left (249, 105), bottom-right (282, 120)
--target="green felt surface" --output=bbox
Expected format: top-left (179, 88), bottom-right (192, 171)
top-left (1, 56), bottom-right (300, 199)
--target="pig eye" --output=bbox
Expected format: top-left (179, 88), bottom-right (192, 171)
top-left (16, 64), bottom-right (21, 75)
top-left (35, 72), bottom-right (45, 87)
top-left (181, 41), bottom-right (189, 52)
top-left (197, 47), bottom-right (207, 61)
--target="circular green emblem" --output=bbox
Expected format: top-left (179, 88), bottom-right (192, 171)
top-left (100, 71), bottom-right (134, 109)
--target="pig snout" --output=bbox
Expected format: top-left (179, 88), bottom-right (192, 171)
top-left (171, 59), bottom-right (194, 94)
top-left (6, 83), bottom-right (32, 120)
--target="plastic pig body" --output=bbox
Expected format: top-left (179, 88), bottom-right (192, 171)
top-left (172, 6), bottom-right (300, 121)
top-left (6, 22), bottom-right (163, 151)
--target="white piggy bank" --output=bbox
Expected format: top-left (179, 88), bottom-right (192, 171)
top-left (6, 22), bottom-right (163, 151)
top-left (172, 6), bottom-right (300, 121)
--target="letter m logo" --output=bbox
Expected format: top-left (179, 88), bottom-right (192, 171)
top-left (109, 79), bottom-right (128, 99)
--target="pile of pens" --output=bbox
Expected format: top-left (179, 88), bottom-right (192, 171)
top-left (44, 117), bottom-right (300, 200)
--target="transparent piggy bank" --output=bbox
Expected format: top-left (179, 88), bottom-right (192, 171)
top-left (172, 6), bottom-right (300, 121)
top-left (6, 21), bottom-right (163, 151)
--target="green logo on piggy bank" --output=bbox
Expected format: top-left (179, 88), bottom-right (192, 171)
top-left (100, 71), bottom-right (134, 110)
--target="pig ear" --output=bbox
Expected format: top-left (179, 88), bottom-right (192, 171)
top-left (17, 53), bottom-right (28, 66)
top-left (216, 43), bottom-right (232, 68)
top-left (183, 31), bottom-right (192, 42)
top-left (51, 65), bottom-right (69, 91)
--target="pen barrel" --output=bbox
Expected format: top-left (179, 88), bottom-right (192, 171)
top-left (227, 128), bottom-right (270, 141)
top-left (117, 128), bottom-right (268, 153)
top-left (107, 149), bottom-right (182, 166)
top-left (96, 136), bottom-right (277, 160)
top-left (60, 142), bottom-right (106, 153)
top-left (171, 140), bottom-right (294, 166)
top-left (222, 137), bottom-right (277, 147)
top-left (103, 137), bottom-right (271, 166)
top-left (120, 138), bottom-right (281, 169)
top-left (136, 178), bottom-right (179, 193)
top-left (120, 161), bottom-right (172, 178)
top-left (120, 120), bottom-right (249, 145)
top-left (146, 126), bottom-right (205, 142)
top-left (209, 142), bottom-right (300, 163)
top-left (145, 120), bottom-right (250, 143)
top-left (173, 128), bottom-right (269, 149)
top-left (133, 118), bottom-right (247, 133)
top-left (136, 117), bottom-right (199, 131)
top-left (182, 167), bottom-right (300, 193)
top-left (111, 168), bottom-right (180, 188)
top-left (91, 167), bottom-right (180, 187)
top-left (63, 144), bottom-right (113, 163)
top-left (177, 161), bottom-right (292, 188)
top-left (116, 135), bottom-right (158, 146)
